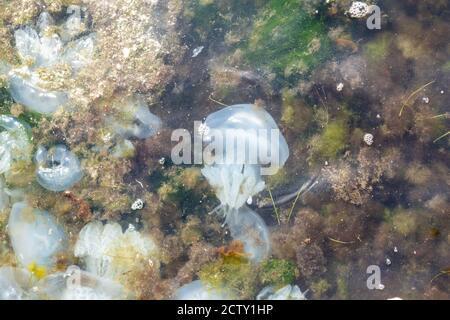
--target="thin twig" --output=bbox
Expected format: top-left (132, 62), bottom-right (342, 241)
top-left (430, 269), bottom-right (450, 283)
top-left (433, 131), bottom-right (450, 143)
top-left (287, 186), bottom-right (303, 223)
top-left (398, 80), bottom-right (435, 117)
top-left (208, 95), bottom-right (229, 107)
top-left (328, 237), bottom-right (355, 245)
top-left (267, 187), bottom-right (280, 225)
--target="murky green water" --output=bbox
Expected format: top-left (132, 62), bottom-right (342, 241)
top-left (0, 0), bottom-right (448, 300)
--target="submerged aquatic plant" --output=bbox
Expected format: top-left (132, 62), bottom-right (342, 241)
top-left (242, 0), bottom-right (331, 86)
top-left (35, 145), bottom-right (82, 192)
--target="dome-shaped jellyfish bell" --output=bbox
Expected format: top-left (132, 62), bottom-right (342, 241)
top-left (8, 202), bottom-right (67, 270)
top-left (35, 145), bottom-right (83, 192)
top-left (227, 206), bottom-right (270, 264)
top-left (202, 104), bottom-right (289, 174)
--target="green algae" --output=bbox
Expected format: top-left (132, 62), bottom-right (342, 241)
top-left (313, 120), bottom-right (349, 160)
top-left (198, 255), bottom-right (258, 299)
top-left (156, 167), bottom-right (213, 215)
top-left (259, 259), bottom-right (298, 289)
top-left (242, 0), bottom-right (331, 87)
top-left (364, 33), bottom-right (393, 63)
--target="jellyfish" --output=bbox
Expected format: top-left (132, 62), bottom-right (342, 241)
top-left (8, 202), bottom-right (67, 270)
top-left (74, 221), bottom-right (158, 280)
top-left (0, 115), bottom-right (32, 175)
top-left (200, 104), bottom-right (289, 214)
top-left (35, 266), bottom-right (125, 300)
top-left (0, 267), bottom-right (35, 300)
top-left (202, 104), bottom-right (289, 169)
top-left (201, 164), bottom-right (265, 212)
top-left (3, 9), bottom-right (95, 114)
top-left (35, 145), bottom-right (83, 192)
top-left (256, 284), bottom-right (307, 300)
top-left (0, 178), bottom-right (8, 212)
top-left (226, 206), bottom-right (270, 263)
top-left (173, 280), bottom-right (235, 300)
top-left (108, 95), bottom-right (162, 140)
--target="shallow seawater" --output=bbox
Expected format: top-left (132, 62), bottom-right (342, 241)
top-left (0, 0), bottom-right (448, 300)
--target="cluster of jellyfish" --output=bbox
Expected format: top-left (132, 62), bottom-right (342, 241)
top-left (0, 8), bottom-right (162, 300)
top-left (0, 8), bottom-right (305, 300)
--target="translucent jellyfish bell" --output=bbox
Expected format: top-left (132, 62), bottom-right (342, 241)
top-left (8, 202), bottom-right (67, 269)
top-left (227, 206), bottom-right (270, 263)
top-left (0, 267), bottom-right (35, 300)
top-left (202, 104), bottom-right (289, 170)
top-left (173, 280), bottom-right (235, 300)
top-left (35, 145), bottom-right (83, 192)
top-left (256, 284), bottom-right (307, 300)
top-left (109, 95), bottom-right (162, 140)
top-left (0, 177), bottom-right (9, 212)
top-left (35, 266), bottom-right (125, 300)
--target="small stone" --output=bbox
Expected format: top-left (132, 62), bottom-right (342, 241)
top-left (336, 82), bottom-right (344, 92)
top-left (386, 258), bottom-right (391, 265)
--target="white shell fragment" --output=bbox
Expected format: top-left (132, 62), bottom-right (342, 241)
top-left (348, 2), bottom-right (370, 18)
top-left (363, 133), bottom-right (374, 146)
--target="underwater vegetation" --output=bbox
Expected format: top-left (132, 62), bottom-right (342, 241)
top-left (0, 0), bottom-right (449, 300)
top-left (241, 0), bottom-right (331, 87)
